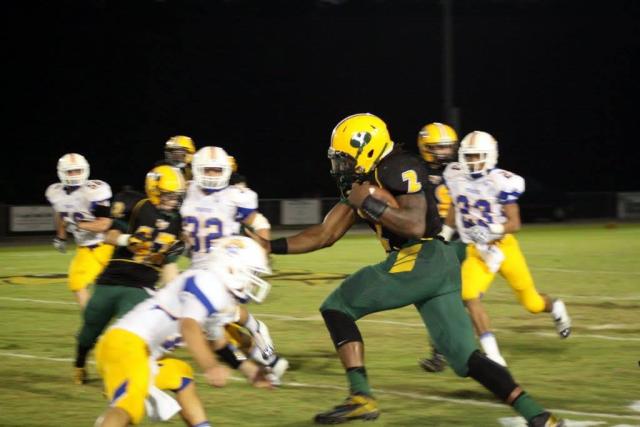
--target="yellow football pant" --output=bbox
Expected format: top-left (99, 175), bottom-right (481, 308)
top-left (461, 234), bottom-right (546, 313)
top-left (96, 328), bottom-right (194, 424)
top-left (68, 243), bottom-right (114, 291)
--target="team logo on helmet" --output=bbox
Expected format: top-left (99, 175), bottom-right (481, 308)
top-left (350, 131), bottom-right (372, 150)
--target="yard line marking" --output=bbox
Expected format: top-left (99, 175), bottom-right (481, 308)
top-left (1, 350), bottom-right (639, 422)
top-left (532, 267), bottom-right (640, 276)
top-left (2, 297), bottom-right (639, 341)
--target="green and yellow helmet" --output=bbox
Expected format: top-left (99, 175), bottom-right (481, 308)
top-left (328, 113), bottom-right (394, 195)
top-left (145, 165), bottom-right (186, 211)
top-left (417, 122), bottom-right (458, 168)
top-left (165, 135), bottom-right (196, 168)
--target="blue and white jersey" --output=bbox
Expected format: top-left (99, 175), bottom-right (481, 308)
top-left (45, 180), bottom-right (112, 247)
top-left (444, 162), bottom-right (525, 244)
top-left (111, 269), bottom-right (238, 359)
top-left (180, 181), bottom-right (258, 269)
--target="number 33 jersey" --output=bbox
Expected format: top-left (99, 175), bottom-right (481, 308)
top-left (444, 163), bottom-right (525, 244)
top-left (180, 181), bottom-right (258, 269)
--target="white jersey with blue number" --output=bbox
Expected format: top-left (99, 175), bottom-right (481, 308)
top-left (180, 181), bottom-right (258, 269)
top-left (45, 180), bottom-right (112, 247)
top-left (111, 269), bottom-right (238, 359)
top-left (444, 163), bottom-right (525, 244)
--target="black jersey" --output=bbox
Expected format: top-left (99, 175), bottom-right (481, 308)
top-left (358, 149), bottom-right (442, 252)
top-left (424, 164), bottom-right (454, 220)
top-left (97, 195), bottom-right (182, 289)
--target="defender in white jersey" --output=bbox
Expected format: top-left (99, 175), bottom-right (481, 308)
top-left (441, 131), bottom-right (571, 366)
top-left (45, 153), bottom-right (114, 308)
top-left (95, 236), bottom-right (273, 427)
top-left (181, 146), bottom-right (288, 384)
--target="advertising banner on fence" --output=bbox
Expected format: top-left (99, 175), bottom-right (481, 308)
top-left (280, 199), bottom-right (321, 225)
top-left (617, 192), bottom-right (640, 219)
top-left (10, 206), bottom-right (56, 232)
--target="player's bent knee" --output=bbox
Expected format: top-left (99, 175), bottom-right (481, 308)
top-left (320, 309), bottom-right (362, 348)
top-left (466, 350), bottom-right (518, 401)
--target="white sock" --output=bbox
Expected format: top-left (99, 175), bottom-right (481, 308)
top-left (479, 332), bottom-right (507, 366)
top-left (551, 299), bottom-right (567, 320)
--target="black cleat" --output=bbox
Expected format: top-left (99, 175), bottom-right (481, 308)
top-left (419, 350), bottom-right (447, 373)
top-left (314, 394), bottom-right (380, 424)
top-left (528, 411), bottom-right (565, 427)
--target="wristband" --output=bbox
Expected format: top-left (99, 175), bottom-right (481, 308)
top-left (215, 344), bottom-right (246, 369)
top-left (488, 223), bottom-right (505, 235)
top-left (360, 195), bottom-right (388, 222)
top-left (270, 238), bottom-right (288, 254)
top-left (116, 234), bottom-right (131, 246)
top-left (439, 224), bottom-right (455, 242)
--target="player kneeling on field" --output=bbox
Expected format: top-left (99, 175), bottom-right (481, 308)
top-left (94, 236), bottom-right (273, 427)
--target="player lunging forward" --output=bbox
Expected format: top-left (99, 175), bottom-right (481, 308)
top-left (181, 146), bottom-right (288, 383)
top-left (442, 130), bottom-right (571, 366)
top-left (265, 113), bottom-right (564, 427)
top-left (46, 153), bottom-right (114, 308)
top-left (95, 236), bottom-right (273, 427)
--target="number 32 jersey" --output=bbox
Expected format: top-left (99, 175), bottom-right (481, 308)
top-left (180, 181), bottom-right (258, 269)
top-left (444, 162), bottom-right (525, 244)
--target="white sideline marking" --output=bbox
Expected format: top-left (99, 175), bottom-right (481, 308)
top-left (500, 418), bottom-right (607, 427)
top-left (1, 296), bottom-right (640, 342)
top-left (1, 350), bottom-right (639, 422)
top-left (630, 401), bottom-right (640, 412)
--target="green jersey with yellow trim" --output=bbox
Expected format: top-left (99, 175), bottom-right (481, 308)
top-left (97, 197), bottom-right (182, 289)
top-left (424, 164), bottom-right (453, 220)
top-left (362, 148), bottom-right (442, 251)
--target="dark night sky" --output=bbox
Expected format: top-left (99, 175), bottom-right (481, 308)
top-left (4, 0), bottom-right (639, 204)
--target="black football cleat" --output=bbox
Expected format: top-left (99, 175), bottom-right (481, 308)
top-left (314, 394), bottom-right (380, 424)
top-left (528, 411), bottom-right (565, 427)
top-left (419, 349), bottom-right (447, 373)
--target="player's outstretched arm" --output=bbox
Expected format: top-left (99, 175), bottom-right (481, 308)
top-left (181, 317), bottom-right (229, 387)
top-left (270, 203), bottom-right (356, 255)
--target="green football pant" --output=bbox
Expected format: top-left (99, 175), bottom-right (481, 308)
top-left (450, 238), bottom-right (467, 264)
top-left (77, 284), bottom-right (150, 349)
top-left (320, 239), bottom-right (477, 376)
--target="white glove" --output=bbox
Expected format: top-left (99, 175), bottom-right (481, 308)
top-left (52, 237), bottom-right (66, 253)
top-left (468, 225), bottom-right (491, 244)
top-left (144, 386), bottom-right (181, 422)
top-left (476, 244), bottom-right (505, 273)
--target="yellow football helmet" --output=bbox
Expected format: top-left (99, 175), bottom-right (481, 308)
top-left (328, 113), bottom-right (394, 195)
top-left (228, 155), bottom-right (238, 173)
top-left (145, 165), bottom-right (186, 211)
top-left (417, 122), bottom-right (458, 168)
top-left (165, 135), bottom-right (196, 168)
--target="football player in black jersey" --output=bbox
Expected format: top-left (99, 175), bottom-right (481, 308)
top-left (416, 122), bottom-right (463, 373)
top-left (160, 135), bottom-right (196, 181)
top-left (73, 165), bottom-right (186, 385)
top-left (263, 114), bottom-right (563, 427)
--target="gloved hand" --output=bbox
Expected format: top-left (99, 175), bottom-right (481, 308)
top-left (468, 225), bottom-right (492, 244)
top-left (164, 240), bottom-right (186, 258)
top-left (53, 237), bottom-right (67, 253)
top-left (127, 231), bottom-right (152, 252)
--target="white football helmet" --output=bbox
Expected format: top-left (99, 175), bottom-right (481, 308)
top-left (192, 146), bottom-right (232, 190)
top-left (207, 236), bottom-right (271, 303)
top-left (458, 131), bottom-right (498, 177)
top-left (57, 153), bottom-right (90, 186)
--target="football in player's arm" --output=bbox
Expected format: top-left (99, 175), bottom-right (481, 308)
top-left (94, 236), bottom-right (273, 427)
top-left (259, 114), bottom-right (564, 427)
top-left (45, 153), bottom-right (115, 308)
top-left (441, 131), bottom-right (571, 367)
top-left (73, 165), bottom-right (187, 386)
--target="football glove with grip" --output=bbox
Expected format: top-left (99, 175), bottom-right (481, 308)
top-left (53, 237), bottom-right (66, 253)
top-left (468, 225), bottom-right (491, 244)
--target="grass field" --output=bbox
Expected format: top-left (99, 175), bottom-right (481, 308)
top-left (1, 223), bottom-right (639, 427)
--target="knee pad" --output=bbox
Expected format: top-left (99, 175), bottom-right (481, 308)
top-left (321, 309), bottom-right (362, 349)
top-left (466, 350), bottom-right (518, 401)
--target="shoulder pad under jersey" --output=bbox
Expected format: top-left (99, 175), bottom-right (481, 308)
top-left (489, 169), bottom-right (525, 204)
top-left (374, 150), bottom-right (428, 196)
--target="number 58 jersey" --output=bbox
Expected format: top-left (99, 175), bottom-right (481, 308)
top-left (444, 163), bottom-right (525, 244)
top-left (180, 181), bottom-right (258, 269)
